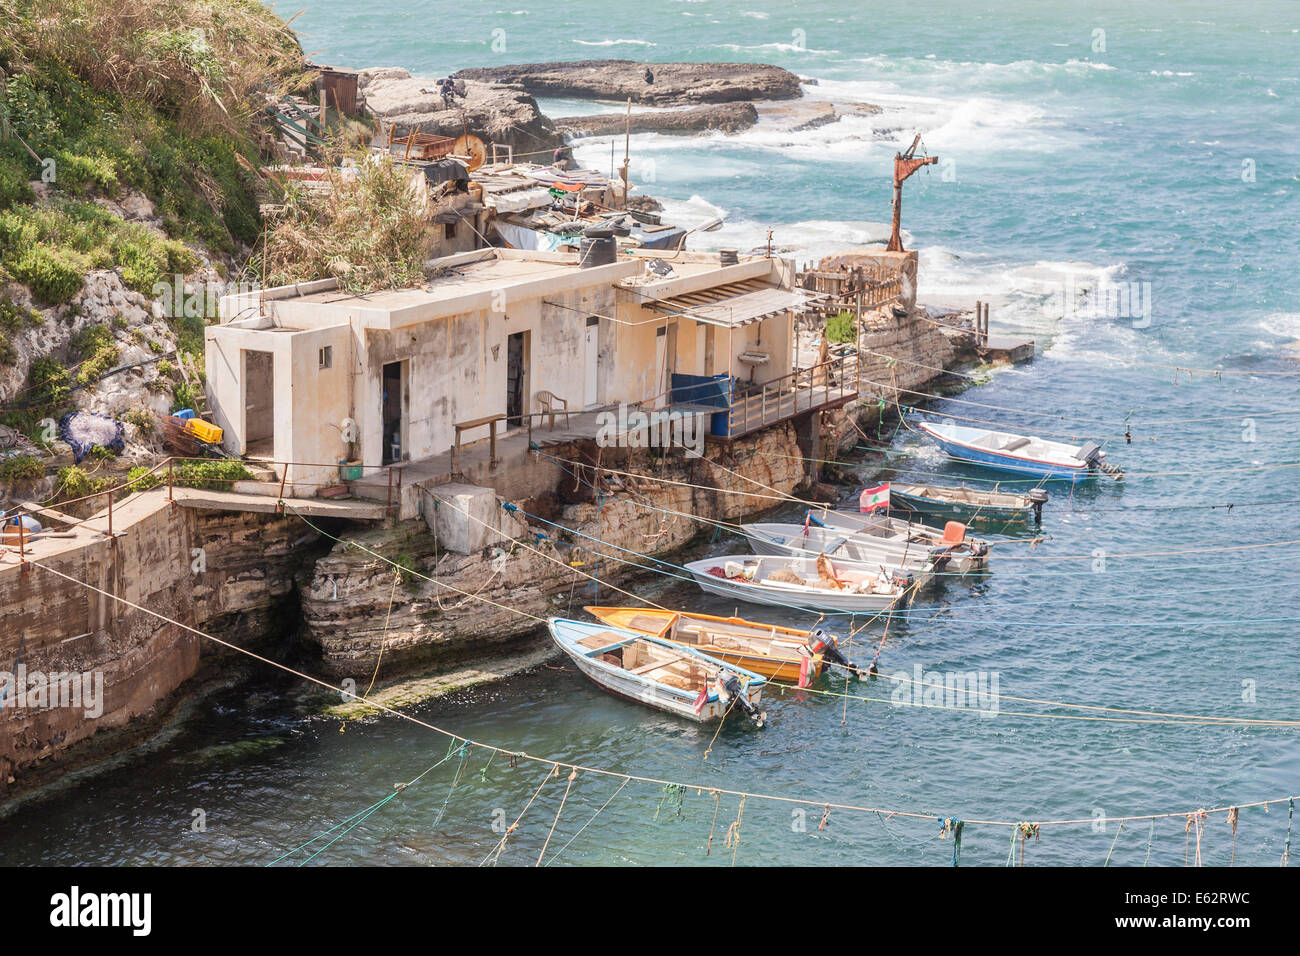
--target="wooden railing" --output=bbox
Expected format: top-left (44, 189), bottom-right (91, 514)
top-left (725, 351), bottom-right (860, 438)
top-left (798, 266), bottom-right (903, 317)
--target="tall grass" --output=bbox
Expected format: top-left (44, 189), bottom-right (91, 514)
top-left (0, 0), bottom-right (309, 139)
top-left (255, 149), bottom-right (431, 293)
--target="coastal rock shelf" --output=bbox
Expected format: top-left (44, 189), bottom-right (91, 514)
top-left (457, 60), bottom-right (804, 106)
top-left (358, 68), bottom-right (564, 153)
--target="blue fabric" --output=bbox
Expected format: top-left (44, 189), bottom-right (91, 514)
top-left (59, 411), bottom-right (125, 464)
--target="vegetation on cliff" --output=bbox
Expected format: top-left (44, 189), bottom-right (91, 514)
top-left (0, 0), bottom-right (308, 302)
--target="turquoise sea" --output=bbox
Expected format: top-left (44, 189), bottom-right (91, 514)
top-left (3, 0), bottom-right (1299, 865)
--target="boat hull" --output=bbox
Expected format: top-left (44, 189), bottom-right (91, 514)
top-left (549, 619), bottom-right (766, 723)
top-left (919, 422), bottom-right (1094, 482)
top-left (890, 488), bottom-right (1034, 524)
top-left (684, 558), bottom-right (904, 614)
top-left (584, 606), bottom-right (823, 683)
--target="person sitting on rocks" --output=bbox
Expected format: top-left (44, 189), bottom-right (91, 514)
top-left (553, 144), bottom-right (575, 170)
top-left (437, 78), bottom-right (456, 110)
top-left (644, 67), bottom-right (654, 84)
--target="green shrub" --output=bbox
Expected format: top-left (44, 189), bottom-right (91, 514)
top-left (825, 311), bottom-right (857, 344)
top-left (0, 454), bottom-right (44, 482)
top-left (11, 245), bottom-right (84, 302)
top-left (171, 380), bottom-right (202, 412)
top-left (71, 322), bottom-right (120, 387)
top-left (125, 459), bottom-right (251, 493)
top-left (0, 356), bottom-right (71, 439)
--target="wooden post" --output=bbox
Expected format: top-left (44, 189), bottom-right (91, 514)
top-left (489, 419), bottom-right (498, 470)
top-left (168, 458), bottom-right (174, 502)
top-left (277, 463), bottom-right (288, 514)
top-left (17, 518), bottom-right (25, 561)
top-left (106, 489), bottom-right (113, 538)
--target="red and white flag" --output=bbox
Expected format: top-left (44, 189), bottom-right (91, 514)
top-left (859, 482), bottom-right (890, 513)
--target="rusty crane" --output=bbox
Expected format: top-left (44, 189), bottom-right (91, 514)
top-left (886, 133), bottom-right (937, 253)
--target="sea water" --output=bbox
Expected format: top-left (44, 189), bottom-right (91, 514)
top-left (2, 0), bottom-right (1297, 866)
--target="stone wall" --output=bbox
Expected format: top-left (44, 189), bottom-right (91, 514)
top-left (0, 496), bottom-right (320, 796)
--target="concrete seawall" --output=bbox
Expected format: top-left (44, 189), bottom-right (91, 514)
top-left (0, 491), bottom-right (322, 797)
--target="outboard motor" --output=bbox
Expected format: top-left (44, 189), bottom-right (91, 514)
top-left (1076, 441), bottom-right (1124, 480)
top-left (715, 669), bottom-right (764, 727)
top-left (890, 569), bottom-right (916, 590)
top-left (806, 627), bottom-right (859, 675)
top-left (1028, 488), bottom-right (1049, 523)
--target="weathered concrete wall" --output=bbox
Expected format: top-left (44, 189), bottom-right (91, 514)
top-left (829, 305), bottom-right (976, 452)
top-left (0, 496), bottom-right (320, 797)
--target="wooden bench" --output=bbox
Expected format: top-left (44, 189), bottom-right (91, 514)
top-left (451, 413), bottom-right (507, 475)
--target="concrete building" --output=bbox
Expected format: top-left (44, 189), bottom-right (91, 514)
top-left (208, 248), bottom-right (809, 492)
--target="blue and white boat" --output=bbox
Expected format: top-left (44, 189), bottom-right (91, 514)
top-left (918, 422), bottom-right (1123, 482)
top-left (549, 618), bottom-right (767, 725)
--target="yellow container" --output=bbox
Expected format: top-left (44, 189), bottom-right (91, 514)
top-left (186, 418), bottom-right (224, 444)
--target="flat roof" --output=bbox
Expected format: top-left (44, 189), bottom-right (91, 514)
top-left (221, 250), bottom-right (642, 331)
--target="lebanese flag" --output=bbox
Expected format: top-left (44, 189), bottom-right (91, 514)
top-left (859, 482), bottom-right (890, 513)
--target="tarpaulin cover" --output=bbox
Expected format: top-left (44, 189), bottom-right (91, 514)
top-left (59, 411), bottom-right (125, 463)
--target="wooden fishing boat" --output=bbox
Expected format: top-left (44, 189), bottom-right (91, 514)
top-left (683, 554), bottom-right (906, 613)
top-left (585, 606), bottom-right (835, 685)
top-left (918, 421), bottom-right (1123, 482)
top-left (739, 522), bottom-right (936, 587)
top-left (549, 618), bottom-right (768, 725)
top-left (889, 481), bottom-right (1048, 524)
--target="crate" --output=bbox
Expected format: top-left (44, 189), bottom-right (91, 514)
top-left (186, 418), bottom-right (224, 444)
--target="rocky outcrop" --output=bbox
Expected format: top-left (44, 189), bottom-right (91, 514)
top-left (300, 425), bottom-right (807, 678)
top-left (554, 102), bottom-right (759, 138)
top-left (754, 99), bottom-right (883, 132)
top-left (358, 68), bottom-right (564, 155)
top-left (456, 60), bottom-right (803, 106)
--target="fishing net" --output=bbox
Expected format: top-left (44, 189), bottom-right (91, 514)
top-left (59, 411), bottom-right (126, 464)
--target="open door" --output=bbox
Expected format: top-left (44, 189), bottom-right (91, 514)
top-left (506, 330), bottom-right (528, 427)
top-left (583, 316), bottom-right (599, 408)
top-left (243, 349), bottom-right (274, 458)
top-left (381, 360), bottom-right (405, 464)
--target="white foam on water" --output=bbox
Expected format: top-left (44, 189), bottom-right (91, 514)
top-left (572, 38), bottom-right (657, 47)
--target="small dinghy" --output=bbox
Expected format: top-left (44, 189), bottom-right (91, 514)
top-left (889, 481), bottom-right (1048, 525)
top-left (919, 421), bottom-right (1123, 482)
top-left (585, 606), bottom-right (858, 685)
top-left (683, 554), bottom-right (907, 613)
top-left (549, 618), bottom-right (768, 725)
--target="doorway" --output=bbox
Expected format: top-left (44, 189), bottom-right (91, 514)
top-left (506, 331), bottom-right (528, 427)
top-left (583, 316), bottom-right (599, 408)
top-left (243, 349), bottom-right (274, 458)
top-left (381, 360), bottom-right (405, 465)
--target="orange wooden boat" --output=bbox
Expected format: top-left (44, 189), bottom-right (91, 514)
top-left (584, 606), bottom-right (838, 686)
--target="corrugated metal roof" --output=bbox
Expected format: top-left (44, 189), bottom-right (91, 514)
top-left (644, 279), bottom-right (823, 328)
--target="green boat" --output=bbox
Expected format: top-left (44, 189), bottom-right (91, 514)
top-left (888, 482), bottom-right (1048, 525)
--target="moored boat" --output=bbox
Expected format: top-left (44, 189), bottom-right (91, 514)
top-left (918, 421), bottom-right (1123, 482)
top-left (889, 481), bottom-right (1048, 525)
top-left (683, 554), bottom-right (907, 613)
top-left (549, 618), bottom-right (768, 725)
top-left (584, 605), bottom-right (854, 685)
top-left (740, 522), bottom-right (937, 586)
